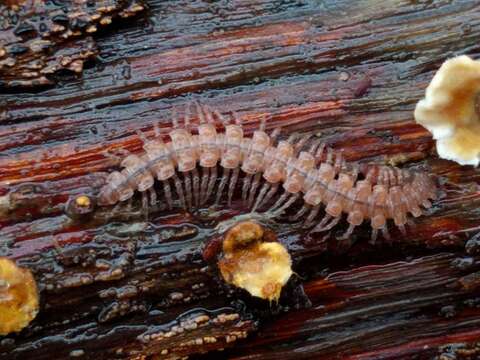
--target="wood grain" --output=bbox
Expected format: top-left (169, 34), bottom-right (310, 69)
top-left (1, 0), bottom-right (480, 359)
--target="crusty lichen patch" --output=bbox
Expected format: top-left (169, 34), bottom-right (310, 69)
top-left (0, 257), bottom-right (39, 335)
top-left (414, 55), bottom-right (480, 166)
top-left (218, 221), bottom-right (292, 302)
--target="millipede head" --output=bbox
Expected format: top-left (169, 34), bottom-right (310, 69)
top-left (65, 194), bottom-right (96, 220)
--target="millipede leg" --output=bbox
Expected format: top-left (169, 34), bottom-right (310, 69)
top-left (125, 198), bottom-right (133, 213)
top-left (258, 183), bottom-right (279, 210)
top-left (311, 214), bottom-right (332, 233)
top-left (141, 191), bottom-right (149, 220)
top-left (163, 180), bottom-right (173, 210)
top-left (387, 168), bottom-right (396, 186)
top-left (315, 142), bottom-right (326, 165)
top-left (294, 134), bottom-right (313, 155)
top-left (227, 167), bottom-right (240, 206)
top-left (365, 167), bottom-right (375, 183)
top-left (378, 169), bottom-right (387, 185)
top-left (351, 164), bottom-right (359, 183)
top-left (382, 226), bottom-right (391, 242)
top-left (339, 223), bottom-right (356, 240)
top-left (195, 101), bottom-right (206, 124)
top-left (205, 165), bottom-right (217, 204)
top-left (307, 139), bottom-right (322, 158)
top-left (272, 194), bottom-right (299, 217)
top-left (135, 129), bottom-right (149, 145)
top-left (112, 200), bottom-right (125, 217)
top-left (252, 183), bottom-right (270, 212)
top-left (407, 218), bottom-right (416, 231)
top-left (184, 171), bottom-right (193, 210)
top-left (329, 216), bottom-right (342, 230)
top-left (303, 205), bottom-right (321, 228)
top-left (397, 169), bottom-right (406, 185)
top-left (200, 167), bottom-right (209, 205)
top-left (192, 168), bottom-right (200, 207)
top-left (422, 199), bottom-right (432, 209)
top-left (242, 174), bottom-right (253, 202)
top-left (317, 215), bottom-right (341, 232)
top-left (333, 151), bottom-right (344, 174)
top-left (247, 173), bottom-right (262, 208)
top-left (270, 127), bottom-right (282, 143)
top-left (148, 187), bottom-right (157, 207)
top-left (370, 229), bottom-right (379, 245)
top-left (215, 168), bottom-right (231, 205)
top-left (326, 148), bottom-right (334, 164)
top-left (173, 174), bottom-right (187, 210)
top-left (289, 204), bottom-right (310, 221)
top-left (267, 192), bottom-right (288, 213)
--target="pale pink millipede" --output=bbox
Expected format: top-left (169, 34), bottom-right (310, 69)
top-left (67, 102), bottom-right (438, 243)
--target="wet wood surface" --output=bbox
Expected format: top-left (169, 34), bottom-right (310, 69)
top-left (1, 0), bottom-right (480, 359)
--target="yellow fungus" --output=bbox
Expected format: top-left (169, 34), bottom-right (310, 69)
top-left (218, 221), bottom-right (292, 302)
top-left (0, 257), bottom-right (39, 335)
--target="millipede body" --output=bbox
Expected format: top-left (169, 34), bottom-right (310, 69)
top-left (69, 102), bottom-right (438, 243)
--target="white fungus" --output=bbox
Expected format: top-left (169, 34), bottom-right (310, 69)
top-left (414, 55), bottom-right (480, 166)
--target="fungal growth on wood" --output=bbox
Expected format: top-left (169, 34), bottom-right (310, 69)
top-left (0, 257), bottom-right (39, 336)
top-left (217, 221), bottom-right (292, 302)
top-left (415, 55), bottom-right (480, 166)
top-left (71, 102), bottom-right (438, 244)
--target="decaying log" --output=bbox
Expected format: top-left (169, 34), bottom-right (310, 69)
top-left (0, 0), bottom-right (144, 88)
top-left (1, 0), bottom-right (480, 359)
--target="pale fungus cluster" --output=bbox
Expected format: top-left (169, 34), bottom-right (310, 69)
top-left (415, 55), bottom-right (480, 166)
top-left (0, 257), bottom-right (39, 336)
top-left (218, 221), bottom-right (292, 302)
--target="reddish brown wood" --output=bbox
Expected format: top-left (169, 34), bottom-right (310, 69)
top-left (0, 0), bottom-right (144, 88)
top-left (1, 0), bottom-right (480, 359)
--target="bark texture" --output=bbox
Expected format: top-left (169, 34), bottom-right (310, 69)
top-left (1, 0), bottom-right (480, 359)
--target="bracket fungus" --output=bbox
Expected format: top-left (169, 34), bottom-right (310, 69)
top-left (0, 257), bottom-right (39, 336)
top-left (414, 55), bottom-right (480, 166)
top-left (218, 221), bottom-right (293, 302)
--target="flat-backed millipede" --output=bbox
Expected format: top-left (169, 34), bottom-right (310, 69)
top-left (67, 102), bottom-right (438, 243)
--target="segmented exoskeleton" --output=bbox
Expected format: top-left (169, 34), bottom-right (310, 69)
top-left (78, 102), bottom-right (438, 243)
